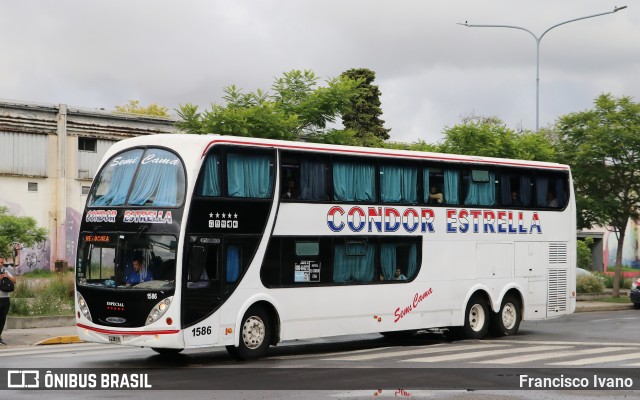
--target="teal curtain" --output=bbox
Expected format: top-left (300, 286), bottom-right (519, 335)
top-left (519, 176), bottom-right (531, 206)
top-left (227, 154), bottom-right (272, 198)
top-left (423, 169), bottom-right (430, 203)
top-left (333, 162), bottom-right (375, 202)
top-left (200, 155), bottom-right (220, 196)
top-left (380, 165), bottom-right (416, 203)
top-left (92, 149), bottom-right (143, 206)
top-left (226, 245), bottom-right (240, 283)
top-left (299, 160), bottom-right (326, 200)
top-left (501, 175), bottom-right (512, 205)
top-left (444, 170), bottom-right (460, 205)
top-left (407, 243), bottom-right (417, 279)
top-left (129, 149), bottom-right (181, 206)
top-left (333, 245), bottom-right (351, 283)
top-left (535, 176), bottom-right (548, 207)
top-left (555, 179), bottom-right (565, 207)
top-left (333, 243), bottom-right (375, 283)
top-left (464, 172), bottom-right (495, 206)
top-left (380, 243), bottom-right (396, 280)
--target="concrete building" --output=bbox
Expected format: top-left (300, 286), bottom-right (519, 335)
top-left (0, 99), bottom-right (178, 274)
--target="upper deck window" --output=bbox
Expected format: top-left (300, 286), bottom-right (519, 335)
top-left (89, 148), bottom-right (185, 207)
top-left (198, 150), bottom-right (275, 199)
top-left (227, 153), bottom-right (273, 198)
top-left (333, 161), bottom-right (375, 202)
top-left (380, 165), bottom-right (417, 204)
top-left (464, 170), bottom-right (496, 206)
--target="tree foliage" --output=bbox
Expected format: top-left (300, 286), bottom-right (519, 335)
top-left (114, 100), bottom-right (170, 117)
top-left (0, 206), bottom-right (48, 258)
top-left (340, 68), bottom-right (391, 143)
top-left (176, 70), bottom-right (360, 143)
top-left (555, 93), bottom-right (640, 296)
top-left (437, 114), bottom-right (556, 161)
top-left (576, 237), bottom-right (594, 270)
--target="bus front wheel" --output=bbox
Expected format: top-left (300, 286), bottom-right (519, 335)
top-left (462, 295), bottom-right (489, 339)
top-left (491, 295), bottom-right (521, 337)
top-left (226, 305), bottom-right (272, 361)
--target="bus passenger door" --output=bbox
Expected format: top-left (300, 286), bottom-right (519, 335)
top-left (183, 237), bottom-right (222, 346)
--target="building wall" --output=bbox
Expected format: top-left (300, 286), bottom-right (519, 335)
top-left (0, 99), bottom-right (178, 274)
top-left (604, 219), bottom-right (640, 269)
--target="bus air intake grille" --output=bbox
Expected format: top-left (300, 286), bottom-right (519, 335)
top-left (547, 268), bottom-right (567, 315)
top-left (548, 242), bottom-right (568, 265)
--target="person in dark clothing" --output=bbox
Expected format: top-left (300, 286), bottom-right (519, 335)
top-left (0, 255), bottom-right (17, 345)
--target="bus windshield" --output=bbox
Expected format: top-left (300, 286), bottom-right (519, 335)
top-left (88, 148), bottom-right (185, 207)
top-left (77, 233), bottom-right (177, 290)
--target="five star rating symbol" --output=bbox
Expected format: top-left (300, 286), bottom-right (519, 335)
top-left (208, 211), bottom-right (239, 229)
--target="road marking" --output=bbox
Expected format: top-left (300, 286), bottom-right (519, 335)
top-left (473, 347), bottom-right (627, 365)
top-left (549, 353), bottom-right (640, 366)
top-left (484, 339), bottom-right (640, 348)
top-left (589, 317), bottom-right (637, 323)
top-left (323, 344), bottom-right (507, 361)
top-left (403, 345), bottom-right (569, 363)
top-left (624, 361), bottom-right (640, 366)
top-left (0, 343), bottom-right (113, 357)
top-left (270, 346), bottom-right (393, 360)
top-left (36, 347), bottom-right (148, 358)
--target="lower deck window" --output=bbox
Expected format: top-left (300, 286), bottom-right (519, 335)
top-left (261, 236), bottom-right (421, 287)
top-left (333, 242), bottom-right (376, 283)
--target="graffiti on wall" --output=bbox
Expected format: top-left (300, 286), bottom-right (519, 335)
top-left (604, 219), bottom-right (640, 269)
top-left (66, 207), bottom-right (81, 269)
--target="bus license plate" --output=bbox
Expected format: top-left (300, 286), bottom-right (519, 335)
top-left (108, 335), bottom-right (122, 344)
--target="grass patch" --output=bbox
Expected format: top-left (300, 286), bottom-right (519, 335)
top-left (20, 269), bottom-right (57, 278)
top-left (599, 296), bottom-right (632, 304)
top-left (606, 266), bottom-right (640, 273)
top-left (9, 272), bottom-right (74, 316)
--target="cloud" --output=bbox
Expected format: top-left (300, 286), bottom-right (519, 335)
top-left (0, 0), bottom-right (638, 143)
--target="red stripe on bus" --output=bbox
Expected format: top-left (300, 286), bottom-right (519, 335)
top-left (201, 138), bottom-right (569, 170)
top-left (77, 323), bottom-right (180, 336)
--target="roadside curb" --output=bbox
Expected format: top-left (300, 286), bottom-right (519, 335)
top-left (6, 316), bottom-right (75, 329)
top-left (35, 336), bottom-right (82, 345)
top-left (576, 303), bottom-right (634, 312)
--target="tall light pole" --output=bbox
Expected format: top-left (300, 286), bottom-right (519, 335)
top-left (458, 6), bottom-right (627, 131)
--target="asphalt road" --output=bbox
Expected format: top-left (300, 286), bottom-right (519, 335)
top-left (1, 309), bottom-right (639, 399)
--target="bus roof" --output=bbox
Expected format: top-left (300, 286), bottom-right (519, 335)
top-left (107, 134), bottom-right (570, 171)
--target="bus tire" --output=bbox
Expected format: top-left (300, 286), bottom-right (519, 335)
top-left (151, 347), bottom-right (183, 355)
top-left (491, 295), bottom-right (521, 337)
top-left (462, 295), bottom-right (490, 339)
top-left (226, 305), bottom-right (272, 361)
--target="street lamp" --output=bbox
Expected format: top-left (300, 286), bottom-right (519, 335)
top-left (458, 6), bottom-right (627, 131)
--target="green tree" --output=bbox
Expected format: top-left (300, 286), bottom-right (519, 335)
top-left (340, 68), bottom-right (390, 143)
top-left (114, 100), bottom-right (170, 117)
top-left (437, 114), bottom-right (556, 161)
top-left (0, 206), bottom-right (48, 258)
top-left (576, 237), bottom-right (594, 270)
top-left (556, 93), bottom-right (640, 296)
top-left (176, 70), bottom-right (360, 143)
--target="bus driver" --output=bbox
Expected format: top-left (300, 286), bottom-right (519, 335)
top-left (126, 256), bottom-right (154, 286)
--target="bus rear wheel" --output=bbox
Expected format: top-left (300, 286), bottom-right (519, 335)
top-left (491, 295), bottom-right (521, 337)
top-left (226, 305), bottom-right (272, 361)
top-left (462, 295), bottom-right (489, 339)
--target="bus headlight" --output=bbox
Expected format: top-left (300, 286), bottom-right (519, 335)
top-left (77, 292), bottom-right (92, 322)
top-left (146, 297), bottom-right (172, 326)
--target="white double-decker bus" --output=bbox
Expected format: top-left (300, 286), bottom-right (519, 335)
top-left (75, 134), bottom-right (576, 359)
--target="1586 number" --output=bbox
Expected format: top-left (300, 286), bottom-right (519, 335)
top-left (192, 326), bottom-right (212, 337)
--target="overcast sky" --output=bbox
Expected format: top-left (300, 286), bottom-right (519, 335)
top-left (1, 1), bottom-right (638, 143)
